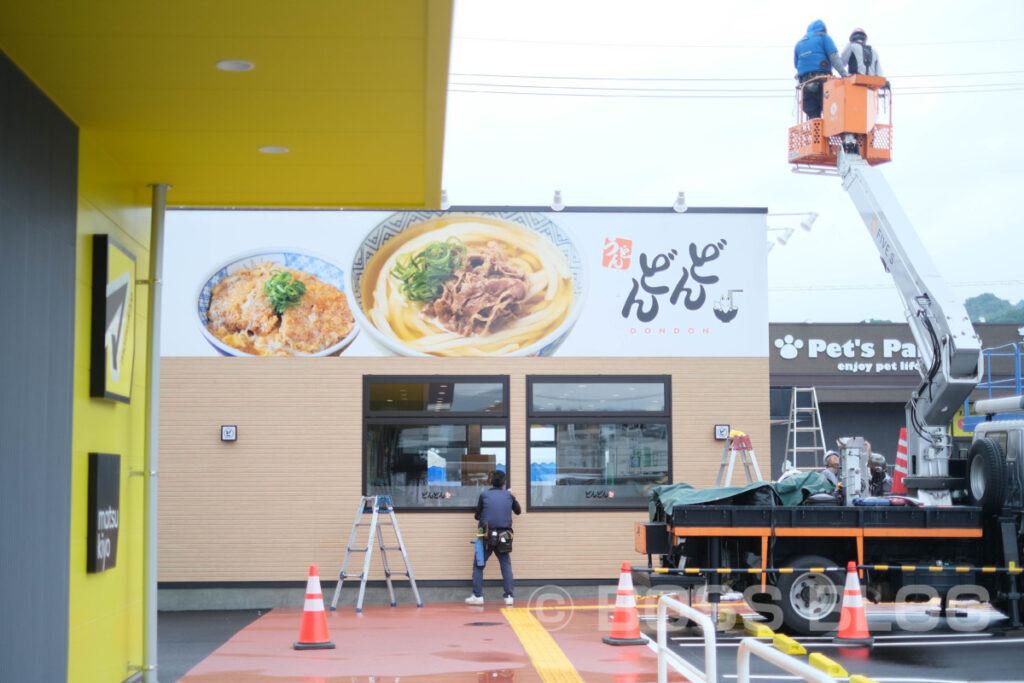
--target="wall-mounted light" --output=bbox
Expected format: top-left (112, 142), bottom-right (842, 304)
top-left (221, 425), bottom-right (237, 442)
top-left (672, 191), bottom-right (688, 213)
top-left (551, 190), bottom-right (565, 212)
top-left (776, 227), bottom-right (795, 245)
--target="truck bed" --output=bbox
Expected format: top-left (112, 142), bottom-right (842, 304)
top-left (667, 504), bottom-right (983, 531)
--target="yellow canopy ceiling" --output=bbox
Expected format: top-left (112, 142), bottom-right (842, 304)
top-left (0, 1), bottom-right (452, 208)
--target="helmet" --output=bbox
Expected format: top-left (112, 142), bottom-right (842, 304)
top-left (868, 453), bottom-right (886, 471)
top-left (850, 28), bottom-right (867, 43)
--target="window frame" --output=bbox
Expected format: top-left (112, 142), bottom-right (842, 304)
top-left (525, 375), bottom-right (672, 512)
top-left (362, 375), bottom-right (510, 512)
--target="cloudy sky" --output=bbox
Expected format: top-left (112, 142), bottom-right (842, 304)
top-left (441, 0), bottom-right (1024, 323)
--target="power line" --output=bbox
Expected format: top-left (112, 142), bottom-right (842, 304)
top-left (770, 281), bottom-right (1024, 292)
top-left (448, 86), bottom-right (1024, 99)
top-left (454, 35), bottom-right (1024, 49)
top-left (450, 69), bottom-right (1024, 83)
top-left (450, 80), bottom-right (1024, 94)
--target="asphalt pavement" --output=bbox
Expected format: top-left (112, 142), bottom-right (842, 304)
top-left (158, 610), bottom-right (263, 682)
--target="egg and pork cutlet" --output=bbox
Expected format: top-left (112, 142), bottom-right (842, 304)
top-left (206, 262), bottom-right (354, 355)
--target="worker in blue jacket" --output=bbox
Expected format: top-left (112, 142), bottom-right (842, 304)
top-left (794, 19), bottom-right (848, 119)
top-left (466, 469), bottom-right (521, 606)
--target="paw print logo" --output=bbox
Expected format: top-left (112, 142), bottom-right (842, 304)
top-left (774, 335), bottom-right (804, 360)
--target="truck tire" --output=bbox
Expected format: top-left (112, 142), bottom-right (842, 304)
top-left (776, 555), bottom-right (843, 636)
top-left (967, 438), bottom-right (1007, 514)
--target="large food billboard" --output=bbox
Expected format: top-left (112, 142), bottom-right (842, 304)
top-left (161, 209), bottom-right (768, 357)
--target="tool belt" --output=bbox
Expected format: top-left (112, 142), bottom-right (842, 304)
top-left (486, 527), bottom-right (514, 553)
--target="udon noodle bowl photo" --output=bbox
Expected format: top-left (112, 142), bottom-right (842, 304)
top-left (357, 214), bottom-right (581, 357)
top-left (200, 254), bottom-right (356, 357)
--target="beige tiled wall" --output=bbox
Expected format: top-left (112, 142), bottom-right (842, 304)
top-left (159, 356), bottom-right (768, 583)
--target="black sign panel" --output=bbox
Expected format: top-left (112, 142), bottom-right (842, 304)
top-left (87, 453), bottom-right (120, 573)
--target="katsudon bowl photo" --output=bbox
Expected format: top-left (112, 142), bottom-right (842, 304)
top-left (349, 211), bottom-right (586, 357)
top-left (197, 249), bottom-right (358, 357)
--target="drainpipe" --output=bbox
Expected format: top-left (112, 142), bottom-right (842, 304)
top-left (144, 183), bottom-right (169, 683)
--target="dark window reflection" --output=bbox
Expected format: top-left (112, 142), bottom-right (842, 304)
top-left (531, 382), bottom-right (666, 413)
top-left (528, 422), bottom-right (669, 508)
top-left (369, 382), bottom-right (504, 413)
top-left (366, 423), bottom-right (508, 508)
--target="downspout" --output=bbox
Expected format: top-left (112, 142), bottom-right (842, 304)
top-left (144, 184), bottom-right (169, 683)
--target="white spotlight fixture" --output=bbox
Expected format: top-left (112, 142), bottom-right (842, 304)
top-left (672, 191), bottom-right (688, 213)
top-left (216, 59), bottom-right (255, 72)
top-left (800, 211), bottom-right (819, 231)
top-left (440, 190), bottom-right (451, 211)
top-left (766, 241), bottom-right (775, 252)
top-left (776, 227), bottom-right (795, 245)
top-left (258, 146), bottom-right (290, 154)
top-left (551, 190), bottom-right (565, 212)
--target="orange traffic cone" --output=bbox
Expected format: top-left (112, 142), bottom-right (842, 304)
top-left (294, 565), bottom-right (336, 650)
top-left (834, 561), bottom-right (873, 645)
top-left (892, 427), bottom-right (909, 494)
top-left (603, 562), bottom-right (646, 645)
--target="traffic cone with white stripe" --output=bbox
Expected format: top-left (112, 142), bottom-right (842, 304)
top-left (603, 561), bottom-right (646, 645)
top-left (892, 427), bottom-right (909, 494)
top-left (834, 561), bottom-right (873, 645)
top-left (294, 565), bottom-right (336, 650)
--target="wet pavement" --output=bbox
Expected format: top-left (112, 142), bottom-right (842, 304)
top-left (164, 597), bottom-right (1023, 682)
top-left (173, 599), bottom-right (689, 682)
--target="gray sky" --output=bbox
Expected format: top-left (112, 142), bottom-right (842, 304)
top-left (441, 0), bottom-right (1024, 323)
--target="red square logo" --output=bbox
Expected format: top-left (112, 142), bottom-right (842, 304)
top-left (602, 237), bottom-right (632, 270)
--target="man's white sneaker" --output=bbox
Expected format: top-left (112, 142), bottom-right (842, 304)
top-left (504, 596), bottom-right (514, 606)
top-left (465, 595), bottom-right (484, 605)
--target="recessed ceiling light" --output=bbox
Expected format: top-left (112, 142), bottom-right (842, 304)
top-left (258, 146), bottom-right (289, 154)
top-left (216, 59), bottom-right (255, 72)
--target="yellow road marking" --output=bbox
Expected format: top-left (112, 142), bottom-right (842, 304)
top-left (502, 607), bottom-right (585, 683)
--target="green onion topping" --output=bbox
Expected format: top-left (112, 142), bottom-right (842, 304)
top-left (390, 237), bottom-right (467, 302)
top-left (263, 270), bottom-right (307, 314)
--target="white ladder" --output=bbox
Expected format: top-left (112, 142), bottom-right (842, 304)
top-left (784, 387), bottom-right (827, 470)
top-left (715, 431), bottom-right (764, 487)
top-left (330, 495), bottom-right (422, 613)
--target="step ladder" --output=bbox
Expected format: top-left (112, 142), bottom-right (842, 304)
top-left (715, 431), bottom-right (765, 487)
top-left (330, 495), bottom-right (422, 613)
top-left (783, 387), bottom-right (827, 470)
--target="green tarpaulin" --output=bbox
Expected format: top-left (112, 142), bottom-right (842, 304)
top-left (649, 471), bottom-right (836, 520)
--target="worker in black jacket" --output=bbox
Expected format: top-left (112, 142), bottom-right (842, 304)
top-left (466, 470), bottom-right (521, 606)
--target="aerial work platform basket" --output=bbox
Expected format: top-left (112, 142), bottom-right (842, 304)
top-left (788, 74), bottom-right (892, 169)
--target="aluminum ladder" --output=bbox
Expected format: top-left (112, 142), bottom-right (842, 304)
top-left (330, 495), bottom-right (422, 613)
top-left (715, 431), bottom-right (764, 487)
top-left (783, 387), bottom-right (827, 470)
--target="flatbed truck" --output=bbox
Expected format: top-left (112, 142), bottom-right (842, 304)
top-left (634, 75), bottom-right (1024, 635)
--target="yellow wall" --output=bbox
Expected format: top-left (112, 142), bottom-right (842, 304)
top-left (68, 132), bottom-right (151, 682)
top-left (159, 356), bottom-right (769, 585)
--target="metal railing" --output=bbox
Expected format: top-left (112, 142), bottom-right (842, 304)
top-left (656, 595), bottom-right (717, 683)
top-left (736, 638), bottom-right (836, 683)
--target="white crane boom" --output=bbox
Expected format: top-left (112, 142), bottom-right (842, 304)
top-left (836, 149), bottom-right (983, 504)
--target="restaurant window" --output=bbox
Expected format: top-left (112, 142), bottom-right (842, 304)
top-left (527, 376), bottom-right (671, 509)
top-left (364, 376), bottom-right (509, 510)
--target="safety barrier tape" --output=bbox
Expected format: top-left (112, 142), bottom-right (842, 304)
top-left (639, 563), bottom-right (1022, 575)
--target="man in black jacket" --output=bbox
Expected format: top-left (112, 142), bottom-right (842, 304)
top-left (466, 470), bottom-right (521, 606)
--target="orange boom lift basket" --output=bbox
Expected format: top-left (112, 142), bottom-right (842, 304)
top-left (788, 75), bottom-right (892, 170)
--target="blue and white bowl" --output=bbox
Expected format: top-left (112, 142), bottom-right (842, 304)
top-left (349, 211), bottom-right (587, 357)
top-left (196, 249), bottom-right (357, 357)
